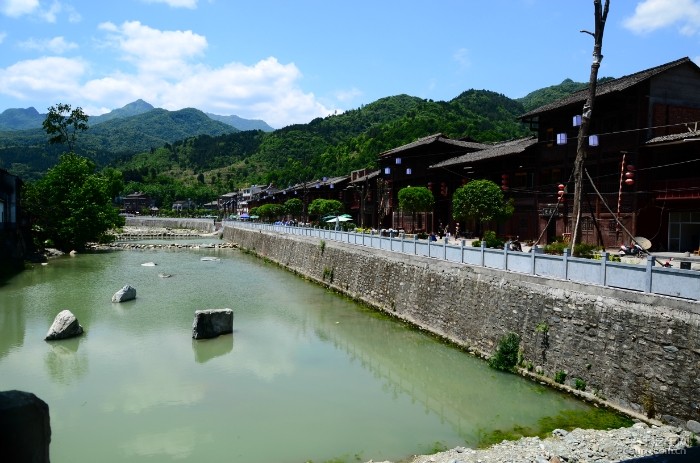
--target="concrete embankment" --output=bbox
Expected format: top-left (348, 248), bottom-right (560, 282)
top-left (124, 217), bottom-right (217, 233)
top-left (222, 225), bottom-right (700, 428)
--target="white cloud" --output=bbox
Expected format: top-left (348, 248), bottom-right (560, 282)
top-left (0, 56), bottom-right (87, 100)
top-left (0, 0), bottom-right (79, 23)
top-left (19, 36), bottom-right (78, 53)
top-left (0, 21), bottom-right (338, 127)
top-left (0, 0), bottom-right (40, 17)
top-left (0, 31), bottom-right (6, 44)
top-left (140, 0), bottom-right (198, 8)
top-left (624, 0), bottom-right (700, 35)
top-left (99, 21), bottom-right (207, 78)
top-left (335, 87), bottom-right (362, 103)
top-left (453, 47), bottom-right (471, 70)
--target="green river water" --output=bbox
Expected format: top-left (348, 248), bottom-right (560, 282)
top-left (0, 241), bottom-right (630, 463)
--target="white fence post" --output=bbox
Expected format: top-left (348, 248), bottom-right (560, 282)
top-left (645, 255), bottom-right (654, 293)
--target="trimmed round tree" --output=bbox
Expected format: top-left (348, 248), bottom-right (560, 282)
top-left (397, 186), bottom-right (434, 233)
top-left (452, 179), bottom-right (514, 236)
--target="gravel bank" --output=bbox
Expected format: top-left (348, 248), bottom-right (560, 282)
top-left (372, 423), bottom-right (695, 463)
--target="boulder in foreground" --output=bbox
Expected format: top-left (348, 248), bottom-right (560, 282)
top-left (112, 284), bottom-right (136, 302)
top-left (45, 309), bottom-right (84, 341)
top-left (0, 390), bottom-right (51, 463)
top-left (192, 309), bottom-right (233, 339)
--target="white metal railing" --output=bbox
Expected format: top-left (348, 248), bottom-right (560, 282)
top-left (226, 221), bottom-right (700, 302)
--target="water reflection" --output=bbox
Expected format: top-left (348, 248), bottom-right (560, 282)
top-left (120, 426), bottom-right (211, 460)
top-left (191, 334), bottom-right (234, 363)
top-left (44, 337), bottom-right (88, 385)
top-left (0, 247), bottom-right (624, 463)
top-left (0, 304), bottom-right (25, 360)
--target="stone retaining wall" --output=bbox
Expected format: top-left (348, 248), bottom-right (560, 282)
top-left (125, 217), bottom-right (216, 232)
top-left (222, 225), bottom-right (700, 425)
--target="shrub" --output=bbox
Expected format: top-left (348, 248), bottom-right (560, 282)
top-left (472, 230), bottom-right (504, 249)
top-left (574, 377), bottom-right (586, 390)
top-left (554, 370), bottom-right (567, 384)
top-left (488, 332), bottom-right (521, 371)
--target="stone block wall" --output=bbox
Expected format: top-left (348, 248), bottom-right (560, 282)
top-left (125, 217), bottom-right (216, 232)
top-left (222, 226), bottom-right (700, 424)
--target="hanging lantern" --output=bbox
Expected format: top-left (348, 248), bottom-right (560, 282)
top-left (624, 178), bottom-right (635, 186)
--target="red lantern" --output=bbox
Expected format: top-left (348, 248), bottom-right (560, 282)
top-left (624, 164), bottom-right (635, 186)
top-left (501, 174), bottom-right (509, 192)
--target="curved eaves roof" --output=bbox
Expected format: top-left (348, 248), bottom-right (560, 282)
top-left (430, 137), bottom-right (538, 168)
top-left (520, 57), bottom-right (695, 119)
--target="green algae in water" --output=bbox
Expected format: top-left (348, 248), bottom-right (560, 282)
top-left (475, 408), bottom-right (634, 448)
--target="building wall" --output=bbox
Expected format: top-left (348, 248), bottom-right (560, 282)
top-left (222, 225), bottom-right (700, 425)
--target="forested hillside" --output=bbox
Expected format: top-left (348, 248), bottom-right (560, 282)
top-left (1, 78), bottom-right (594, 206)
top-left (0, 107), bottom-right (238, 180)
top-left (115, 90), bottom-right (532, 197)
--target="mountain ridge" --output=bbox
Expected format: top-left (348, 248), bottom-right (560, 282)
top-left (0, 99), bottom-right (275, 133)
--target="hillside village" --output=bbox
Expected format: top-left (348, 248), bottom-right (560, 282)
top-left (135, 57), bottom-right (700, 255)
top-left (3, 57), bottom-right (700, 274)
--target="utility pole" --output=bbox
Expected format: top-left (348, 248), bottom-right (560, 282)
top-left (570, 0), bottom-right (610, 254)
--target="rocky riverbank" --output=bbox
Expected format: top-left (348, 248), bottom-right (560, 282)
top-left (374, 423), bottom-right (696, 463)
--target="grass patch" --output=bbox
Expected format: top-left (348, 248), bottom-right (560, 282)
top-left (476, 408), bottom-right (634, 448)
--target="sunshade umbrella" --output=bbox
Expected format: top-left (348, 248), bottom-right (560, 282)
top-left (326, 216), bottom-right (352, 222)
top-left (240, 213), bottom-right (250, 219)
top-left (633, 236), bottom-right (652, 250)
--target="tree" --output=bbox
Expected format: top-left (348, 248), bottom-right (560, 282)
top-left (23, 152), bottom-right (124, 251)
top-left (284, 197), bottom-right (303, 219)
top-left (256, 203), bottom-right (283, 221)
top-left (398, 186), bottom-right (434, 232)
top-left (308, 198), bottom-right (343, 220)
top-left (571, 0), bottom-right (610, 252)
top-left (452, 179), bottom-right (513, 234)
top-left (42, 103), bottom-right (89, 151)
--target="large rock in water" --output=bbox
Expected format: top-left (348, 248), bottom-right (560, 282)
top-left (45, 309), bottom-right (84, 341)
top-left (0, 390), bottom-right (51, 463)
top-left (112, 284), bottom-right (136, 302)
top-left (192, 309), bottom-right (234, 339)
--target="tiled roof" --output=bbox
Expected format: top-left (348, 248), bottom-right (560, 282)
top-left (520, 57), bottom-right (696, 119)
top-left (349, 169), bottom-right (380, 184)
top-left (379, 133), bottom-right (488, 158)
top-left (646, 130), bottom-right (700, 144)
top-left (430, 137), bottom-right (538, 168)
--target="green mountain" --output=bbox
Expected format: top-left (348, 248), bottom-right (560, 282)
top-left (206, 113), bottom-right (274, 132)
top-left (0, 107), bottom-right (238, 180)
top-left (90, 99), bottom-right (155, 125)
top-left (516, 77), bottom-right (613, 112)
top-left (0, 107), bottom-right (44, 130)
top-left (1, 79), bottom-right (591, 187)
top-left (115, 90), bottom-right (532, 193)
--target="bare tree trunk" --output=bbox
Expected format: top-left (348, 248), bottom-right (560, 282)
top-left (571, 0), bottom-right (610, 254)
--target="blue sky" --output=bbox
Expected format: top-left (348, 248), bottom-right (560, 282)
top-left (1, 0), bottom-right (699, 128)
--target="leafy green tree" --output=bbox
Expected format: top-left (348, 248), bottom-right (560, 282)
top-left (284, 197), bottom-right (303, 219)
top-left (452, 179), bottom-right (514, 234)
top-left (42, 103), bottom-right (89, 151)
top-left (23, 152), bottom-right (124, 251)
top-left (256, 203), bottom-right (283, 221)
top-left (308, 199), bottom-right (343, 220)
top-left (398, 186), bottom-right (434, 232)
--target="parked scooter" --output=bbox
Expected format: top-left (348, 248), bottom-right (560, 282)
top-left (619, 243), bottom-right (645, 257)
top-left (508, 237), bottom-right (523, 252)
